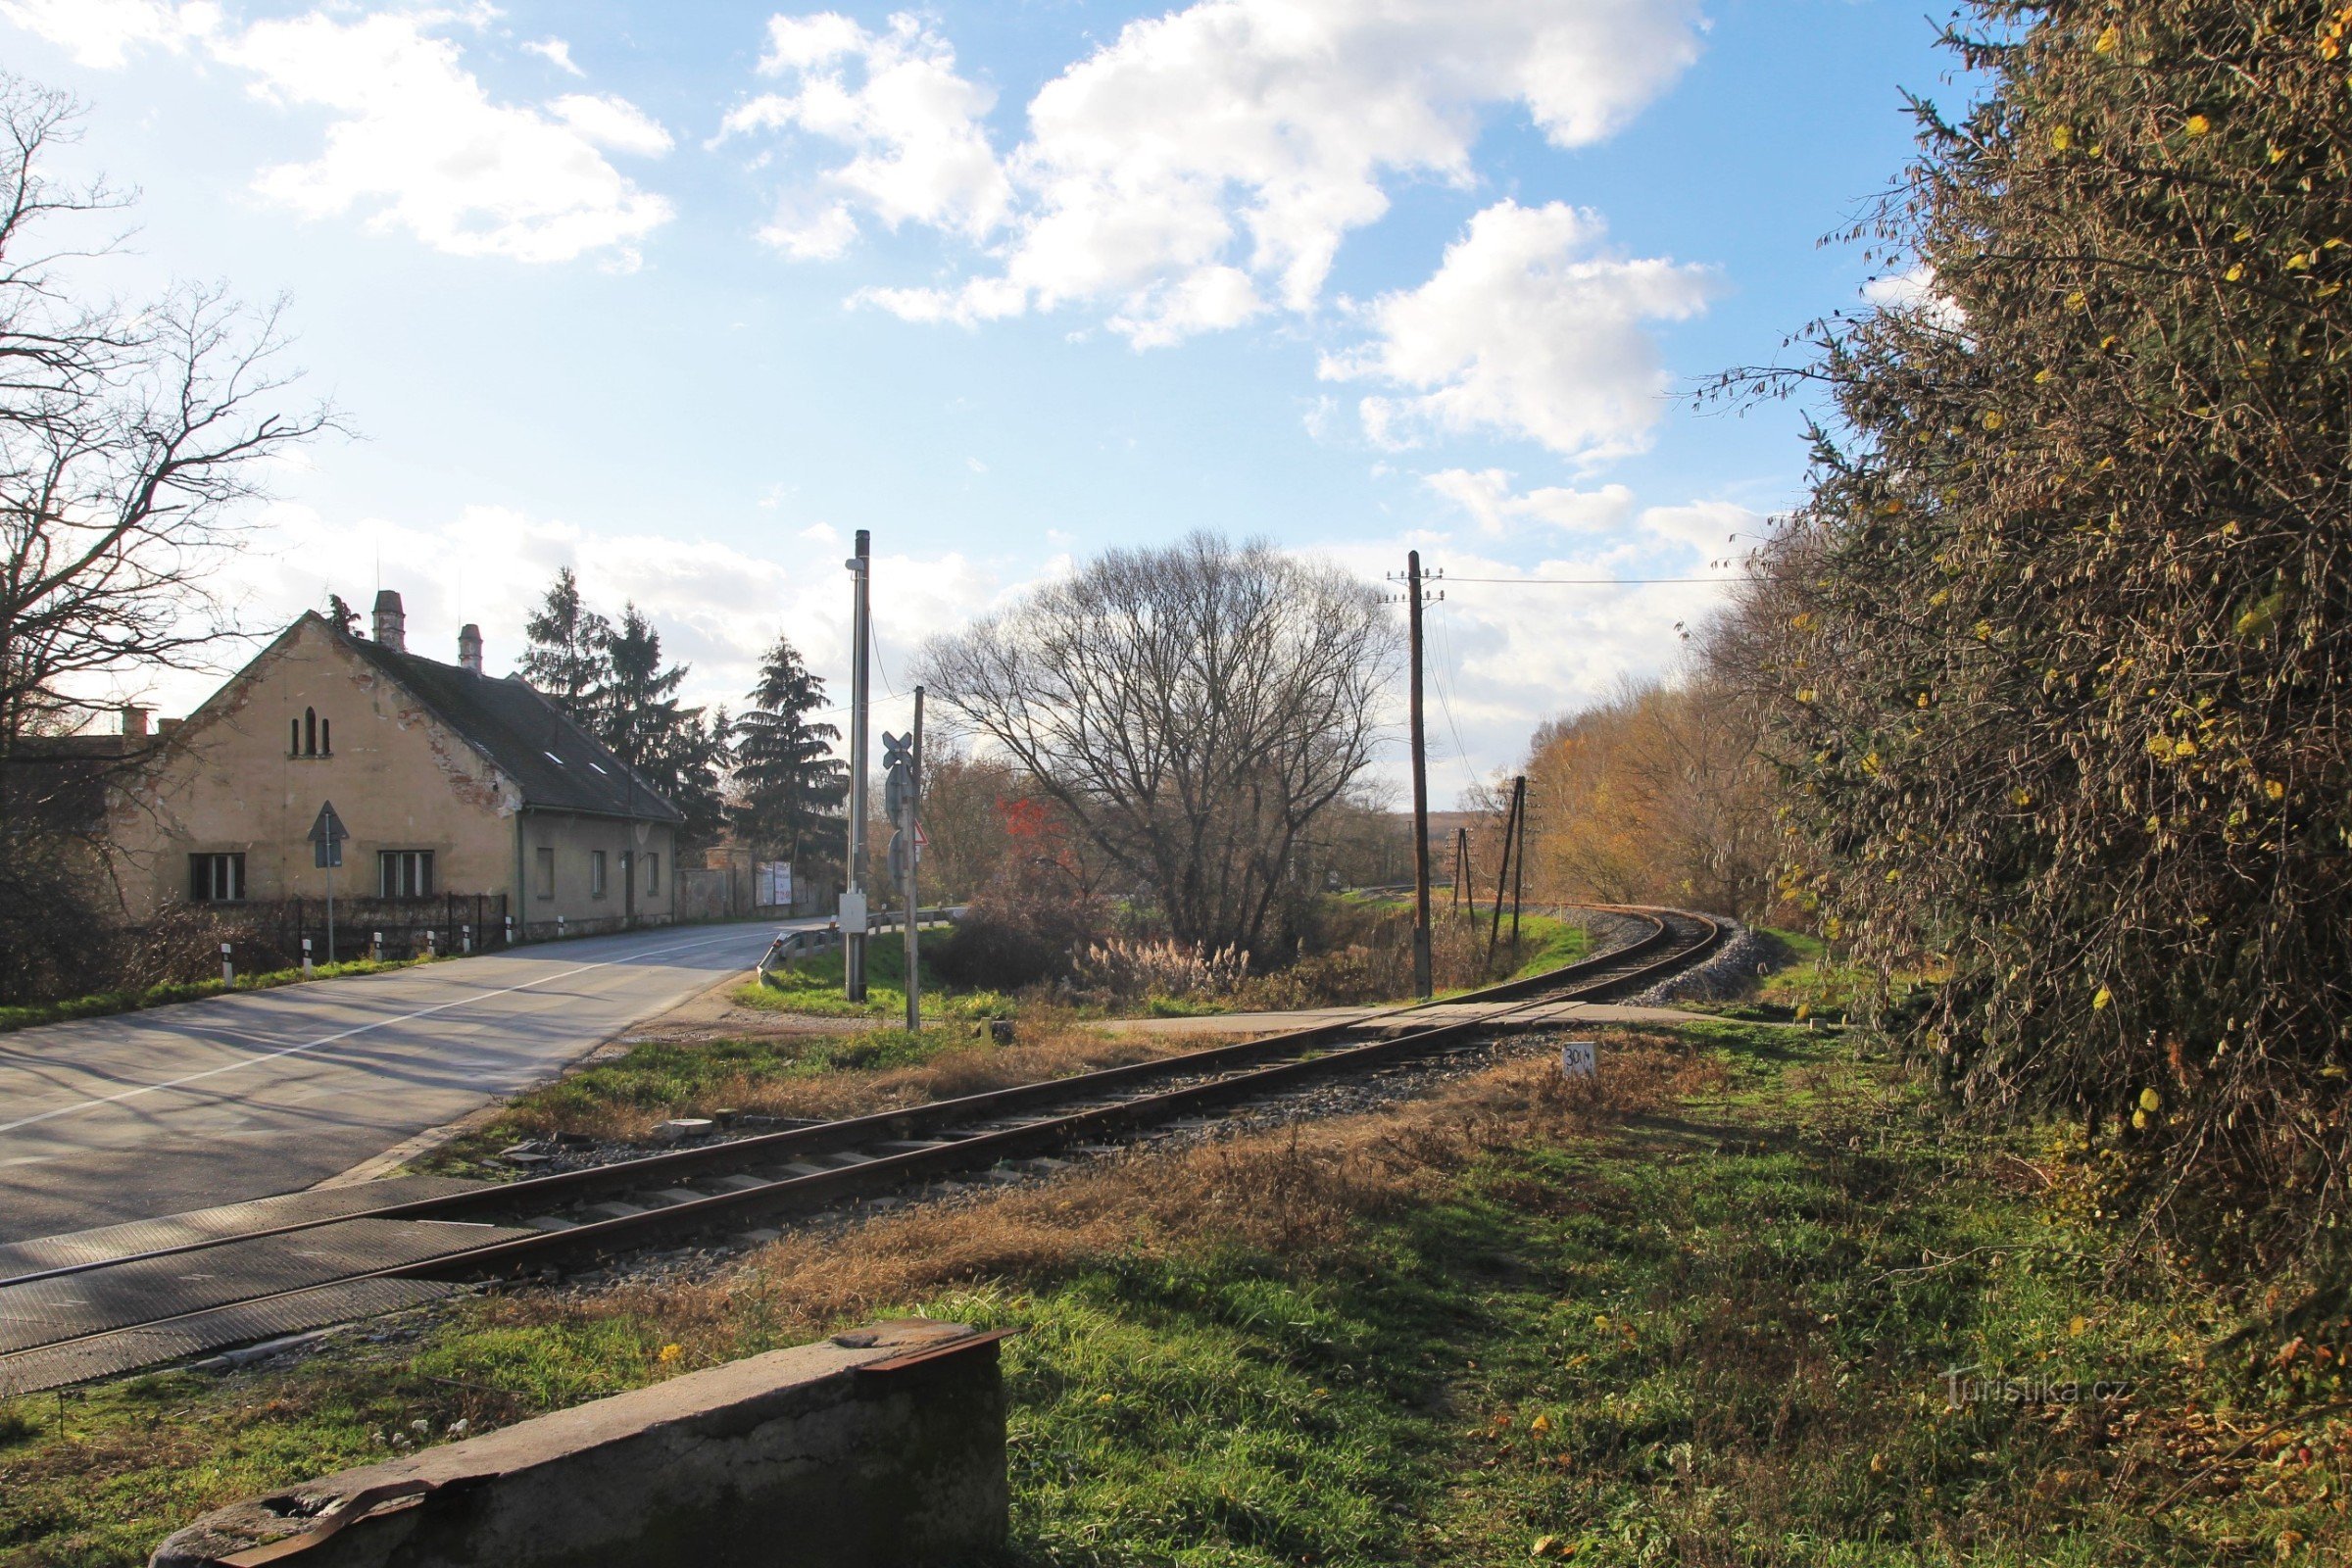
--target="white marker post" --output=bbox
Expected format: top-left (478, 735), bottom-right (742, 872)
top-left (301, 938), bottom-right (314, 979)
top-left (220, 943), bottom-right (233, 988)
top-left (1559, 1040), bottom-right (1598, 1079)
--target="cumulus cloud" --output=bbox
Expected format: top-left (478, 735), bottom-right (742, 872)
top-left (1423, 467), bottom-right (1635, 537)
top-left (732, 0), bottom-right (1704, 346)
top-left (1322, 200), bottom-right (1716, 465)
top-left (122, 502), bottom-right (1011, 735)
top-left (0, 0), bottom-right (217, 66)
top-left (1863, 262), bottom-right (1964, 329)
top-left (719, 12), bottom-right (1011, 259)
top-left (1309, 529), bottom-right (1740, 795)
top-left (1425, 467), bottom-right (1761, 564)
top-left (4, 3), bottom-right (674, 266)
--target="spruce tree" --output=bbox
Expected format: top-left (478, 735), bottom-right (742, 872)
top-left (600, 604), bottom-right (689, 773)
top-left (733, 634), bottom-right (848, 874)
top-left (517, 567), bottom-right (612, 724)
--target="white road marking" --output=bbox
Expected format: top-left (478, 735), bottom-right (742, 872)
top-left (0, 928), bottom-right (770, 1137)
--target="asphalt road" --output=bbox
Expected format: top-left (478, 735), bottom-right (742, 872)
top-left (0, 920), bottom-right (816, 1245)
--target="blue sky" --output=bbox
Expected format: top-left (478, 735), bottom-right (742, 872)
top-left (4, 0), bottom-right (1957, 800)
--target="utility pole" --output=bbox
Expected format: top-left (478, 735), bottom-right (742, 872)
top-left (1406, 550), bottom-right (1434, 999)
top-left (1510, 777), bottom-right (1528, 947)
top-left (844, 529), bottom-right (872, 1003)
top-left (1488, 774), bottom-right (1524, 965)
top-left (1455, 826), bottom-right (1474, 921)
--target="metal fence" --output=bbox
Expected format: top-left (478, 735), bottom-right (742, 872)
top-left (204, 893), bottom-right (514, 968)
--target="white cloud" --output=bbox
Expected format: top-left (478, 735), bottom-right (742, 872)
top-left (552, 93), bottom-right (674, 158)
top-left (1636, 499), bottom-right (1755, 561)
top-left (1309, 528), bottom-right (1740, 794)
top-left (522, 36), bottom-right (583, 76)
top-left (0, 0), bottom-right (218, 66)
top-left (1322, 200), bottom-right (1716, 464)
top-left (1426, 467), bottom-right (1760, 563)
top-left (734, 0), bottom-right (1704, 347)
top-left (4, 3), bottom-right (674, 267)
top-left (1863, 262), bottom-right (1963, 329)
top-left (1424, 467), bottom-right (1634, 537)
top-left (720, 12), bottom-right (1011, 257)
top-left (124, 502), bottom-right (1011, 737)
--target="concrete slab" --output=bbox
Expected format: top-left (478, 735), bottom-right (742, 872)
top-left (152, 1318), bottom-right (1009, 1568)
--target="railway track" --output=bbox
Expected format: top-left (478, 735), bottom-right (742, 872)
top-left (0, 906), bottom-right (1724, 1396)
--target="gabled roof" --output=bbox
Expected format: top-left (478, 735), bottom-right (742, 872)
top-left (334, 621), bottom-right (684, 825)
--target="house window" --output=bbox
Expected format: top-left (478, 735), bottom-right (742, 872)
top-left (590, 850), bottom-right (608, 898)
top-left (291, 709), bottom-right (330, 758)
top-left (535, 847), bottom-right (555, 899)
top-left (189, 853), bottom-right (245, 903)
top-left (379, 850), bottom-right (434, 899)
top-left (645, 853), bottom-right (660, 895)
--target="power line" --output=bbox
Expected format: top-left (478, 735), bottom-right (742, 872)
top-left (1427, 608), bottom-right (1481, 801)
top-left (1440, 573), bottom-right (1734, 585)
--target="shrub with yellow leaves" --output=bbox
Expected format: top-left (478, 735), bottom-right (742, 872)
top-left (1704, 0), bottom-right (2352, 1305)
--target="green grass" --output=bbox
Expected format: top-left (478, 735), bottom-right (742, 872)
top-left (731, 938), bottom-right (1013, 1023)
top-left (1495, 909), bottom-right (1592, 982)
top-left (421, 1026), bottom-right (973, 1174)
top-left (0, 956), bottom-right (443, 1034)
top-left (2, 1021), bottom-right (2336, 1565)
top-left (1687, 925), bottom-right (1936, 1026)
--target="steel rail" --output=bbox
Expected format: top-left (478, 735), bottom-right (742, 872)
top-left (0, 907), bottom-right (1723, 1381)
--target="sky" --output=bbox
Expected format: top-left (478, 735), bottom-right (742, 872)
top-left (1, 0), bottom-right (1961, 804)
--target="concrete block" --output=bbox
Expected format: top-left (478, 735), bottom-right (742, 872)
top-left (152, 1319), bottom-right (1010, 1568)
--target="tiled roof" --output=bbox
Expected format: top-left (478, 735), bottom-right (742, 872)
top-left (339, 629), bottom-right (684, 824)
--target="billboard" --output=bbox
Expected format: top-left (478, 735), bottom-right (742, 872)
top-left (756, 860), bottom-right (793, 909)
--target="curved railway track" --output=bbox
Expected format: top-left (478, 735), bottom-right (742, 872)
top-left (0, 906), bottom-right (1724, 1395)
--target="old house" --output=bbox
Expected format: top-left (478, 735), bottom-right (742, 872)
top-left (108, 591), bottom-right (682, 943)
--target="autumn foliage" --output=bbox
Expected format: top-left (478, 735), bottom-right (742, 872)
top-left (1519, 675), bottom-right (1780, 919)
top-left (1733, 1), bottom-right (2352, 1283)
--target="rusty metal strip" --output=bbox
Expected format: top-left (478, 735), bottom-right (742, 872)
top-left (854, 1327), bottom-right (1022, 1377)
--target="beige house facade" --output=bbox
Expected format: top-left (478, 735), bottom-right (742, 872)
top-left (109, 592), bottom-right (682, 941)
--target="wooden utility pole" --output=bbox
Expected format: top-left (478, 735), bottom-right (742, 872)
top-left (1488, 774), bottom-right (1525, 964)
top-left (1509, 776), bottom-right (1528, 946)
top-left (1455, 826), bottom-right (1474, 921)
top-left (1406, 550), bottom-right (1433, 999)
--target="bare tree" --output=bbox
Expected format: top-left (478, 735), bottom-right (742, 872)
top-left (0, 75), bottom-right (330, 1000)
top-left (921, 533), bottom-right (1398, 957)
top-left (0, 78), bottom-right (330, 744)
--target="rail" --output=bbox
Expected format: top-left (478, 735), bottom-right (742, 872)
top-left (0, 906), bottom-right (1725, 1393)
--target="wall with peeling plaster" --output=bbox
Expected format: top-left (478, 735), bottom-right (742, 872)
top-left (105, 617), bottom-right (676, 931)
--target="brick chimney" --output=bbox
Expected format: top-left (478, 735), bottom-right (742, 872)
top-left (372, 589), bottom-right (407, 653)
top-left (458, 623), bottom-right (483, 674)
top-left (121, 704), bottom-right (149, 738)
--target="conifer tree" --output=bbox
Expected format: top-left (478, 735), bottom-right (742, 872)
top-left (733, 634), bottom-right (848, 875)
top-left (517, 567), bottom-right (611, 724)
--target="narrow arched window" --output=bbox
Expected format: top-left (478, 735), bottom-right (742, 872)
top-left (304, 708), bottom-right (318, 757)
top-left (320, 718), bottom-right (330, 754)
top-left (291, 718), bottom-right (301, 755)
